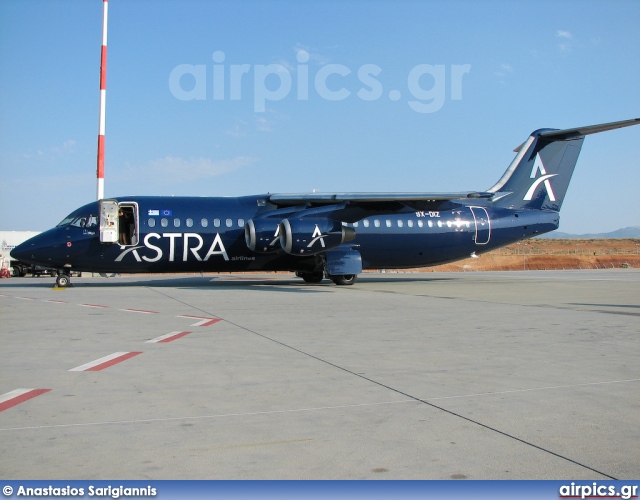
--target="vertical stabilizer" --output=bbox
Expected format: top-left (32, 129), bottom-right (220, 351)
top-left (488, 118), bottom-right (640, 211)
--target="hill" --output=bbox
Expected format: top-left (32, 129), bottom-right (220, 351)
top-left (540, 226), bottom-right (640, 239)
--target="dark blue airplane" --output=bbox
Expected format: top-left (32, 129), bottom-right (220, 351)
top-left (11, 118), bottom-right (639, 287)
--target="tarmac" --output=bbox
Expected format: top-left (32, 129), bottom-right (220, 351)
top-left (0, 269), bottom-right (638, 480)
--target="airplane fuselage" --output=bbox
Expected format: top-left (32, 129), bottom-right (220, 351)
top-left (18, 195), bottom-right (558, 275)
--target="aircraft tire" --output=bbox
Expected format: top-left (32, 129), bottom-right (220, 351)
top-left (331, 274), bottom-right (357, 286)
top-left (298, 271), bottom-right (324, 283)
top-left (56, 274), bottom-right (71, 288)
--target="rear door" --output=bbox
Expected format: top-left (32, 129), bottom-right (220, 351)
top-left (470, 206), bottom-right (491, 245)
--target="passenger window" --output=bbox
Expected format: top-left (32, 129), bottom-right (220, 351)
top-left (214, 219), bottom-right (221, 228)
top-left (174, 218), bottom-right (181, 228)
top-left (446, 221), bottom-right (452, 228)
top-left (385, 220), bottom-right (392, 228)
top-left (353, 222), bottom-right (359, 228)
top-left (186, 218), bottom-right (193, 228)
top-left (408, 220), bottom-right (414, 228)
top-left (161, 218), bottom-right (168, 227)
top-left (238, 219), bottom-right (245, 227)
top-left (148, 218), bottom-right (156, 228)
top-left (437, 221), bottom-right (443, 228)
top-left (226, 219), bottom-right (233, 228)
top-left (428, 221), bottom-right (433, 228)
top-left (201, 218), bottom-right (208, 227)
top-left (417, 220), bottom-right (424, 228)
top-left (363, 220), bottom-right (370, 228)
top-left (398, 220), bottom-right (404, 228)
top-left (374, 220), bottom-right (380, 228)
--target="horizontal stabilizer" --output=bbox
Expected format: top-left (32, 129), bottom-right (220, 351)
top-left (537, 118), bottom-right (640, 141)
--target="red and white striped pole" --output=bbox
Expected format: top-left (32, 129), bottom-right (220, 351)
top-left (96, 0), bottom-right (108, 200)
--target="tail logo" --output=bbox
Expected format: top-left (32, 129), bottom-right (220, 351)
top-left (523, 153), bottom-right (557, 201)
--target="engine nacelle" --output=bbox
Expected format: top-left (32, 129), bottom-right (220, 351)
top-left (245, 219), bottom-right (281, 254)
top-left (279, 218), bottom-right (356, 256)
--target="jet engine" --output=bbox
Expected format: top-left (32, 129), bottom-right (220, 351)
top-left (279, 218), bottom-right (356, 255)
top-left (245, 219), bottom-right (282, 253)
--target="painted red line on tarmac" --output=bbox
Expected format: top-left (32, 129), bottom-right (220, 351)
top-left (80, 303), bottom-right (109, 309)
top-left (0, 293), bottom-right (10, 297)
top-left (69, 352), bottom-right (142, 372)
top-left (0, 389), bottom-right (51, 412)
top-left (177, 315), bottom-right (211, 319)
top-left (191, 318), bottom-right (222, 327)
top-left (122, 308), bottom-right (159, 315)
top-left (147, 331), bottom-right (192, 343)
top-left (45, 299), bottom-right (68, 304)
top-left (15, 296), bottom-right (37, 301)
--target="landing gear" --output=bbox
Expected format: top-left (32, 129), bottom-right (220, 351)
top-left (56, 273), bottom-right (72, 288)
top-left (330, 274), bottom-right (357, 286)
top-left (296, 271), bottom-right (325, 283)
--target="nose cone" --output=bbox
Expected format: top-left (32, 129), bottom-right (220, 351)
top-left (10, 229), bottom-right (69, 268)
top-left (11, 234), bottom-right (46, 266)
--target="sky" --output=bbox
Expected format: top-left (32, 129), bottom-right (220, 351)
top-left (1, 0), bottom-right (639, 234)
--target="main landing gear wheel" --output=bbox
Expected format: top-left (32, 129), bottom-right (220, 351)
top-left (330, 274), bottom-right (357, 286)
top-left (56, 273), bottom-right (71, 288)
top-left (296, 271), bottom-right (324, 283)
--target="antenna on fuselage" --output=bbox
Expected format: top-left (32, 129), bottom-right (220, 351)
top-left (96, 0), bottom-right (108, 200)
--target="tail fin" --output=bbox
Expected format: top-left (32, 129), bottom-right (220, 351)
top-left (487, 118), bottom-right (640, 211)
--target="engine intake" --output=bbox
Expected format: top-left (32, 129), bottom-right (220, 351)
top-left (245, 219), bottom-right (281, 254)
top-left (279, 218), bottom-right (356, 255)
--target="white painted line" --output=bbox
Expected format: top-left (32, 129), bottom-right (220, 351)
top-left (146, 331), bottom-right (192, 343)
top-left (121, 308), bottom-right (159, 315)
top-left (69, 352), bottom-right (142, 372)
top-left (0, 388), bottom-right (51, 412)
top-left (191, 318), bottom-right (221, 327)
top-left (0, 399), bottom-right (416, 431)
top-left (423, 378), bottom-right (640, 401)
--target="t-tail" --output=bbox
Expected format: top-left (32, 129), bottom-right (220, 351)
top-left (487, 118), bottom-right (640, 211)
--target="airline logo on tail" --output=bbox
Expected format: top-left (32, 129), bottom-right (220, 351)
top-left (524, 153), bottom-right (557, 201)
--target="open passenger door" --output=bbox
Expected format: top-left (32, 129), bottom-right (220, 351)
top-left (99, 199), bottom-right (119, 243)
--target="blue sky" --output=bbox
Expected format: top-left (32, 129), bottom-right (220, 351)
top-left (1, 0), bottom-right (638, 233)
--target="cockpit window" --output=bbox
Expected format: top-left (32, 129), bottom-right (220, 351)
top-left (58, 214), bottom-right (98, 228)
top-left (57, 215), bottom-right (76, 227)
top-left (70, 215), bottom-right (98, 228)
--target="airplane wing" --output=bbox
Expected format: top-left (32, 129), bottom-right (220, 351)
top-left (269, 191), bottom-right (492, 205)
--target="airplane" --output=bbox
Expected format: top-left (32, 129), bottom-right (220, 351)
top-left (11, 118), bottom-right (640, 288)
